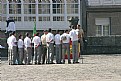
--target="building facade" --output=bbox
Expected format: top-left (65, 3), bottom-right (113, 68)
top-left (0, 0), bottom-right (80, 30)
top-left (1, 0), bottom-right (121, 55)
top-left (85, 0), bottom-right (121, 36)
top-left (1, 0), bottom-right (121, 35)
top-left (82, 0), bottom-right (121, 54)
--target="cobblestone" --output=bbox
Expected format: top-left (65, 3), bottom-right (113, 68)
top-left (1, 55), bottom-right (121, 81)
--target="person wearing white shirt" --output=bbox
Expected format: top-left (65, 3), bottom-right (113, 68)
top-left (18, 35), bottom-right (24, 64)
top-left (69, 25), bottom-right (79, 64)
top-left (60, 30), bottom-right (71, 64)
top-left (5, 18), bottom-right (15, 37)
top-left (7, 22), bottom-right (15, 32)
top-left (55, 30), bottom-right (62, 64)
top-left (41, 30), bottom-right (48, 64)
top-left (46, 28), bottom-right (55, 64)
top-left (7, 33), bottom-right (12, 65)
top-left (32, 32), bottom-right (42, 64)
top-left (7, 31), bottom-right (17, 65)
top-left (24, 32), bottom-right (32, 65)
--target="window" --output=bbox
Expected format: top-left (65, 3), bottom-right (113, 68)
top-left (53, 4), bottom-right (64, 14)
top-left (24, 4), bottom-right (36, 14)
top-left (103, 25), bottom-right (110, 36)
top-left (1, 3), bottom-right (7, 14)
top-left (95, 18), bottom-right (110, 36)
top-left (8, 17), bottom-right (21, 21)
top-left (53, 16), bottom-right (64, 21)
top-left (15, 17), bottom-right (21, 21)
top-left (39, 16), bottom-right (50, 21)
top-left (23, 0), bottom-right (35, 3)
top-left (66, 0), bottom-right (78, 14)
top-left (1, 17), bottom-right (6, 21)
top-left (38, 0), bottom-right (50, 3)
top-left (96, 25), bottom-right (102, 36)
top-left (96, 25), bottom-right (110, 36)
top-left (9, 0), bottom-right (21, 14)
top-left (23, 0), bottom-right (36, 14)
top-left (24, 16), bottom-right (36, 21)
top-left (52, 0), bottom-right (64, 14)
top-left (38, 4), bottom-right (50, 14)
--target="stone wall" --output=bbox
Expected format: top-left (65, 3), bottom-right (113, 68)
top-left (84, 36), bottom-right (121, 54)
top-left (87, 12), bottom-right (121, 36)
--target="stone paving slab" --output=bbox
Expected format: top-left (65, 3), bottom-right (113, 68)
top-left (1, 55), bottom-right (121, 81)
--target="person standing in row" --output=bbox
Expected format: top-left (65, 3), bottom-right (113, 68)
top-left (55, 30), bottom-right (62, 64)
top-left (41, 30), bottom-right (48, 64)
top-left (11, 31), bottom-right (18, 64)
top-left (76, 25), bottom-right (84, 55)
top-left (7, 31), bottom-right (18, 65)
top-left (24, 32), bottom-right (32, 65)
top-left (61, 30), bottom-right (71, 64)
top-left (32, 32), bottom-right (42, 64)
top-left (7, 33), bottom-right (13, 65)
top-left (18, 34), bottom-right (24, 64)
top-left (69, 25), bottom-right (79, 64)
top-left (46, 28), bottom-right (55, 64)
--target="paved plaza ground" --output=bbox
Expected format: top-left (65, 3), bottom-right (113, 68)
top-left (1, 54), bottom-right (121, 81)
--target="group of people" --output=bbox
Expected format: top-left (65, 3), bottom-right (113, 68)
top-left (7, 25), bottom-right (84, 65)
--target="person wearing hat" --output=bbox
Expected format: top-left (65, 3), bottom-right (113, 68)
top-left (41, 30), bottom-right (48, 64)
